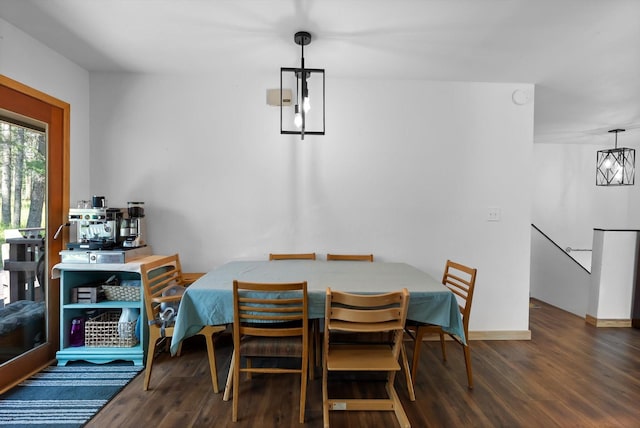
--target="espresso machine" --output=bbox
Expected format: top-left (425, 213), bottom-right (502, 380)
top-left (59, 197), bottom-right (151, 263)
top-left (66, 205), bottom-right (122, 249)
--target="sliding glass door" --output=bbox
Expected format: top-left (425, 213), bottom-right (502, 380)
top-left (0, 75), bottom-right (69, 391)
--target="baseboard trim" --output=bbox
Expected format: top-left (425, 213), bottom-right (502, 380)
top-left (585, 314), bottom-right (631, 328)
top-left (469, 330), bottom-right (531, 340)
top-left (412, 330), bottom-right (532, 341)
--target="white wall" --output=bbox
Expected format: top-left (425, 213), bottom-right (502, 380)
top-left (531, 132), bottom-right (640, 319)
top-left (533, 136), bottom-right (640, 256)
top-left (0, 18), bottom-right (91, 203)
top-left (589, 230), bottom-right (639, 320)
top-left (530, 226), bottom-right (590, 316)
top-left (90, 73), bottom-right (534, 333)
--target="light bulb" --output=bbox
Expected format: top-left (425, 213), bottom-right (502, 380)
top-left (303, 96), bottom-right (311, 112)
top-left (610, 160), bottom-right (621, 172)
top-left (294, 105), bottom-right (302, 128)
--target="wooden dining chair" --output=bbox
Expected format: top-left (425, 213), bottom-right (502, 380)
top-left (230, 280), bottom-right (309, 423)
top-left (405, 259), bottom-right (477, 388)
top-left (318, 253), bottom-right (373, 365)
top-left (141, 254), bottom-right (226, 392)
top-left (268, 251), bottom-right (317, 373)
top-left (269, 252), bottom-right (316, 260)
top-left (322, 287), bottom-right (411, 428)
top-left (326, 253), bottom-right (374, 262)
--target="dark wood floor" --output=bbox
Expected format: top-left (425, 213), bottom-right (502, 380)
top-left (88, 299), bottom-right (640, 427)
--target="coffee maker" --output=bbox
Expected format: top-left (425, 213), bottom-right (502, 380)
top-left (122, 202), bottom-right (145, 248)
top-left (60, 197), bottom-right (151, 263)
top-left (66, 206), bottom-right (124, 250)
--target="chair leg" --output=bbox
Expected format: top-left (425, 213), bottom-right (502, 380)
top-left (399, 343), bottom-right (415, 400)
top-left (223, 350), bottom-right (235, 401)
top-left (143, 331), bottom-right (160, 391)
top-left (232, 349), bottom-right (240, 422)
top-left (322, 354), bottom-right (329, 428)
top-left (308, 323), bottom-right (314, 375)
top-left (300, 347), bottom-right (308, 423)
top-left (463, 343), bottom-right (473, 389)
top-left (201, 326), bottom-right (224, 394)
top-left (246, 357), bottom-right (252, 380)
top-left (410, 328), bottom-right (426, 383)
top-left (308, 330), bottom-right (315, 380)
top-left (439, 331), bottom-right (447, 361)
top-left (386, 380), bottom-right (411, 428)
top-left (314, 319), bottom-right (321, 367)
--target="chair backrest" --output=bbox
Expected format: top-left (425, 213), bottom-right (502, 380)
top-left (269, 253), bottom-right (316, 260)
top-left (326, 253), bottom-right (374, 262)
top-left (233, 280), bottom-right (308, 338)
top-left (140, 254), bottom-right (184, 325)
top-left (442, 260), bottom-right (477, 335)
top-left (325, 288), bottom-right (409, 355)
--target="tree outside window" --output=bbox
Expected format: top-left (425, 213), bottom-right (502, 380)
top-left (0, 119), bottom-right (46, 306)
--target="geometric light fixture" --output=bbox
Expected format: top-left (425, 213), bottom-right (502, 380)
top-left (596, 129), bottom-right (635, 186)
top-left (280, 31), bottom-right (325, 140)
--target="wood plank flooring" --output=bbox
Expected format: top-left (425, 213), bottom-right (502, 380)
top-left (88, 299), bottom-right (640, 427)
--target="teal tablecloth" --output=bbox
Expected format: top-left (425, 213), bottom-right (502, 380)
top-left (170, 260), bottom-right (465, 355)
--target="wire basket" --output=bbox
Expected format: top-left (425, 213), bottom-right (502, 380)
top-left (85, 311), bottom-right (138, 347)
top-left (102, 285), bottom-right (140, 301)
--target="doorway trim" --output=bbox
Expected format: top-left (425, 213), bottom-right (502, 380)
top-left (0, 74), bottom-right (70, 392)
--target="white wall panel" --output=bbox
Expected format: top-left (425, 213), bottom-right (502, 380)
top-left (89, 73), bottom-right (534, 332)
top-left (0, 18), bottom-right (91, 203)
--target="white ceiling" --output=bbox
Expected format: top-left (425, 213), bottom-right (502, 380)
top-left (1, 0), bottom-right (639, 144)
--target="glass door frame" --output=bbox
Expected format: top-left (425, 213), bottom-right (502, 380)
top-left (0, 74), bottom-right (70, 391)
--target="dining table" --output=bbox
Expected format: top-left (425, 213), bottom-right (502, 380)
top-left (169, 259), bottom-right (465, 356)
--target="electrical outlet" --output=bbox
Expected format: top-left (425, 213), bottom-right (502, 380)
top-left (487, 207), bottom-right (501, 222)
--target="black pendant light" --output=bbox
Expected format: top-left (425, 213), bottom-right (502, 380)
top-left (596, 129), bottom-right (635, 186)
top-left (280, 31), bottom-right (325, 140)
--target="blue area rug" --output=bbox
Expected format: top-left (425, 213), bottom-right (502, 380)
top-left (0, 363), bottom-right (143, 427)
